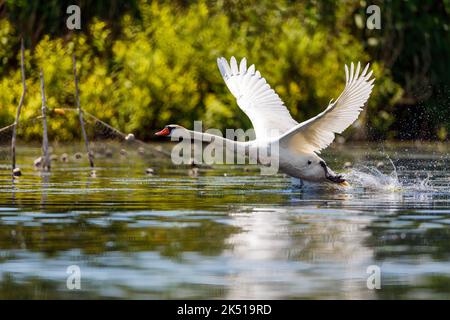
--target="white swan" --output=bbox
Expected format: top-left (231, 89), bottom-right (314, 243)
top-left (156, 57), bottom-right (374, 186)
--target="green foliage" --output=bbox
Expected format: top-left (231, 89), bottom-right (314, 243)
top-left (354, 0), bottom-right (450, 140)
top-left (0, 0), bottom-right (440, 142)
top-left (2, 0), bottom-right (140, 47)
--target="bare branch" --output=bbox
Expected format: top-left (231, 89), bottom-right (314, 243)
top-left (40, 68), bottom-right (50, 171)
top-left (11, 37), bottom-right (27, 177)
top-left (73, 54), bottom-right (95, 169)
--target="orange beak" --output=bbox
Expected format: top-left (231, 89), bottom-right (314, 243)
top-left (155, 127), bottom-right (170, 136)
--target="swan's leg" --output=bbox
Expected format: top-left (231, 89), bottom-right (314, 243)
top-left (290, 177), bottom-right (304, 188)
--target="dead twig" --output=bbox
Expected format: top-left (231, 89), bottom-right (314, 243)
top-left (11, 38), bottom-right (26, 177)
top-left (39, 68), bottom-right (50, 171)
top-left (73, 54), bottom-right (94, 168)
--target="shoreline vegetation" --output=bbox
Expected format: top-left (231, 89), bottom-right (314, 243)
top-left (0, 0), bottom-right (449, 142)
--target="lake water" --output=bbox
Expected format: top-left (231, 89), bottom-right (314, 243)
top-left (0, 142), bottom-right (449, 299)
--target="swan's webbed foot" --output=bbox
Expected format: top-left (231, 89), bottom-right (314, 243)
top-left (290, 177), bottom-right (304, 188)
top-left (325, 172), bottom-right (346, 183)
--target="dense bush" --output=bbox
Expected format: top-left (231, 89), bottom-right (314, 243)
top-left (0, 0), bottom-right (446, 141)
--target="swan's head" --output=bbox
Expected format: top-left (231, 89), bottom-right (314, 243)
top-left (155, 124), bottom-right (185, 137)
top-left (298, 154), bottom-right (349, 186)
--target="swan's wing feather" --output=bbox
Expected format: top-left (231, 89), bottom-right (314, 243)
top-left (279, 62), bottom-right (374, 153)
top-left (217, 57), bottom-right (298, 139)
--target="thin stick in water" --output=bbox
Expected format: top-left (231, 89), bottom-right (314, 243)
top-left (73, 54), bottom-right (94, 168)
top-left (11, 38), bottom-right (27, 177)
top-left (40, 68), bottom-right (50, 171)
top-left (83, 111), bottom-right (171, 157)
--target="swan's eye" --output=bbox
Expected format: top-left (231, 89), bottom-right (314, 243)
top-left (307, 160), bottom-right (312, 165)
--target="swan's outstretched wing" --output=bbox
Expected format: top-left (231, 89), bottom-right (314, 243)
top-left (217, 57), bottom-right (298, 140)
top-left (279, 62), bottom-right (374, 154)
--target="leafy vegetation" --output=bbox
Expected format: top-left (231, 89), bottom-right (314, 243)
top-left (0, 0), bottom-right (448, 141)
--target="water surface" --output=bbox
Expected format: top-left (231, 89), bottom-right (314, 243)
top-left (0, 142), bottom-right (449, 299)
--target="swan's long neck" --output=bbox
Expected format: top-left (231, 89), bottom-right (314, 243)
top-left (189, 130), bottom-right (245, 144)
top-left (169, 128), bottom-right (279, 169)
top-left (177, 128), bottom-right (252, 155)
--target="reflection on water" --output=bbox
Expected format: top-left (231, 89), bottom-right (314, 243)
top-left (0, 143), bottom-right (449, 299)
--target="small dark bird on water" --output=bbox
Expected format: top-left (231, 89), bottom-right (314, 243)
top-left (33, 157), bottom-right (42, 167)
top-left (13, 168), bottom-right (22, 177)
top-left (60, 153), bottom-right (69, 162)
top-left (125, 133), bottom-right (135, 142)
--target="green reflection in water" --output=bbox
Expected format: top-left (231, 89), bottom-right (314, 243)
top-left (0, 142), bottom-right (449, 299)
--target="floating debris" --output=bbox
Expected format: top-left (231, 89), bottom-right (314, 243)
top-left (145, 168), bottom-right (154, 175)
top-left (344, 161), bottom-right (352, 169)
top-left (189, 167), bottom-right (199, 177)
top-left (60, 153), bottom-right (69, 162)
top-left (125, 133), bottom-right (135, 142)
top-left (13, 167), bottom-right (22, 177)
top-left (33, 157), bottom-right (42, 167)
top-left (376, 161), bottom-right (385, 169)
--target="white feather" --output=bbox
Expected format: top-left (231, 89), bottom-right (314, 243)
top-left (217, 57), bottom-right (297, 139)
top-left (279, 62), bottom-right (375, 154)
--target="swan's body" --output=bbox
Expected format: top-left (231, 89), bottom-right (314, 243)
top-left (156, 57), bottom-right (374, 186)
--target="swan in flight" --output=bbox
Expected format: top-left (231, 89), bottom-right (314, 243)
top-left (156, 57), bottom-right (374, 186)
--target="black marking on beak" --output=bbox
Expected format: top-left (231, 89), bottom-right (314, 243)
top-left (320, 161), bottom-right (346, 184)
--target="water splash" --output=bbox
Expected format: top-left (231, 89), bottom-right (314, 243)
top-left (344, 166), bottom-right (402, 191)
top-left (407, 172), bottom-right (436, 192)
top-left (292, 160), bottom-right (403, 192)
top-left (343, 160), bottom-right (439, 193)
